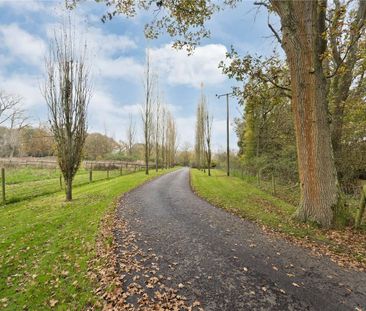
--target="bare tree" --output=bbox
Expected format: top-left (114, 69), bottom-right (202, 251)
top-left (43, 22), bottom-right (91, 201)
top-left (204, 104), bottom-right (213, 176)
top-left (7, 107), bottom-right (28, 158)
top-left (154, 90), bottom-right (161, 172)
top-left (166, 111), bottom-right (177, 168)
top-left (160, 104), bottom-right (167, 169)
top-left (141, 49), bottom-right (155, 175)
top-left (0, 92), bottom-right (28, 157)
top-left (126, 113), bottom-right (136, 157)
top-left (194, 84), bottom-right (207, 170)
top-left (0, 92), bottom-right (24, 124)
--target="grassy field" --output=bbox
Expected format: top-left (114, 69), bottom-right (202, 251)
top-left (1, 167), bottom-right (138, 204)
top-left (190, 169), bottom-right (366, 267)
top-left (0, 167), bottom-right (175, 310)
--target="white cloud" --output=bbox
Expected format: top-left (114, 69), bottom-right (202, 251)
top-left (0, 72), bottom-right (43, 108)
top-left (87, 26), bottom-right (137, 55)
top-left (88, 89), bottom-right (141, 140)
top-left (44, 20), bottom-right (143, 81)
top-left (93, 57), bottom-right (144, 80)
top-left (150, 44), bottom-right (228, 88)
top-left (86, 27), bottom-right (143, 81)
top-left (88, 26), bottom-right (143, 80)
top-left (0, 24), bottom-right (47, 67)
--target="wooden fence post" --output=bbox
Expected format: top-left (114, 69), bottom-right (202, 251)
top-left (89, 169), bottom-right (93, 183)
top-left (272, 173), bottom-right (276, 195)
top-left (2, 168), bottom-right (5, 204)
top-left (355, 185), bottom-right (366, 228)
top-left (59, 174), bottom-right (63, 189)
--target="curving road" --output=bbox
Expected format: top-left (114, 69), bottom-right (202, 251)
top-left (116, 168), bottom-right (366, 310)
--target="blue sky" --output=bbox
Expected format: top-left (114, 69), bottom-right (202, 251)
top-left (0, 0), bottom-right (279, 151)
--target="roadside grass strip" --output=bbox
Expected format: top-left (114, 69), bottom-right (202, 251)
top-left (0, 168), bottom-right (176, 310)
top-left (190, 169), bottom-right (366, 270)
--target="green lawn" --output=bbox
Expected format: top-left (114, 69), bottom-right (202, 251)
top-left (0, 168), bottom-right (175, 310)
top-left (2, 167), bottom-right (62, 185)
top-left (1, 167), bottom-right (138, 204)
top-left (190, 169), bottom-right (366, 265)
top-left (191, 168), bottom-right (315, 237)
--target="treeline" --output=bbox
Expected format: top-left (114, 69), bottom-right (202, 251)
top-left (140, 50), bottom-right (178, 174)
top-left (0, 125), bottom-right (54, 158)
top-left (0, 124), bottom-right (127, 160)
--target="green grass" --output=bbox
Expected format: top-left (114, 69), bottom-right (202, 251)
top-left (1, 167), bottom-right (139, 204)
top-left (1, 167), bottom-right (62, 185)
top-left (229, 168), bottom-right (362, 222)
top-left (191, 168), bottom-right (323, 239)
top-left (0, 168), bottom-right (175, 310)
top-left (190, 169), bottom-right (366, 260)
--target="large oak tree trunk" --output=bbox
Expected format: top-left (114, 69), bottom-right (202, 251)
top-left (272, 0), bottom-right (339, 227)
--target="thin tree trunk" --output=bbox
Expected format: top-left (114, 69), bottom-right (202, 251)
top-left (65, 176), bottom-right (72, 201)
top-left (208, 151), bottom-right (211, 176)
top-left (145, 143), bottom-right (149, 175)
top-left (272, 0), bottom-right (339, 227)
top-left (155, 143), bottom-right (158, 172)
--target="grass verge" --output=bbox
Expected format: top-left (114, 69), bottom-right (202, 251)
top-left (0, 168), bottom-right (176, 310)
top-left (2, 168), bottom-right (137, 204)
top-left (190, 169), bottom-right (366, 270)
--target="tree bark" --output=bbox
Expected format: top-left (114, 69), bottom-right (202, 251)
top-left (207, 150), bottom-right (211, 176)
top-left (145, 143), bottom-right (149, 175)
top-left (272, 0), bottom-right (339, 227)
top-left (65, 176), bottom-right (72, 201)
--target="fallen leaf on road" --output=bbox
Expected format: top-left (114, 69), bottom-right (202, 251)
top-left (292, 282), bottom-right (300, 288)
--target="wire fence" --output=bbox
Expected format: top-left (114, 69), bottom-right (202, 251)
top-left (0, 160), bottom-right (148, 205)
top-left (216, 162), bottom-right (365, 216)
top-left (227, 165), bottom-right (300, 206)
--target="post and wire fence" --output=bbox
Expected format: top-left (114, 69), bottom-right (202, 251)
top-left (215, 159), bottom-right (366, 226)
top-left (215, 159), bottom-right (301, 206)
top-left (0, 159), bottom-right (148, 205)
